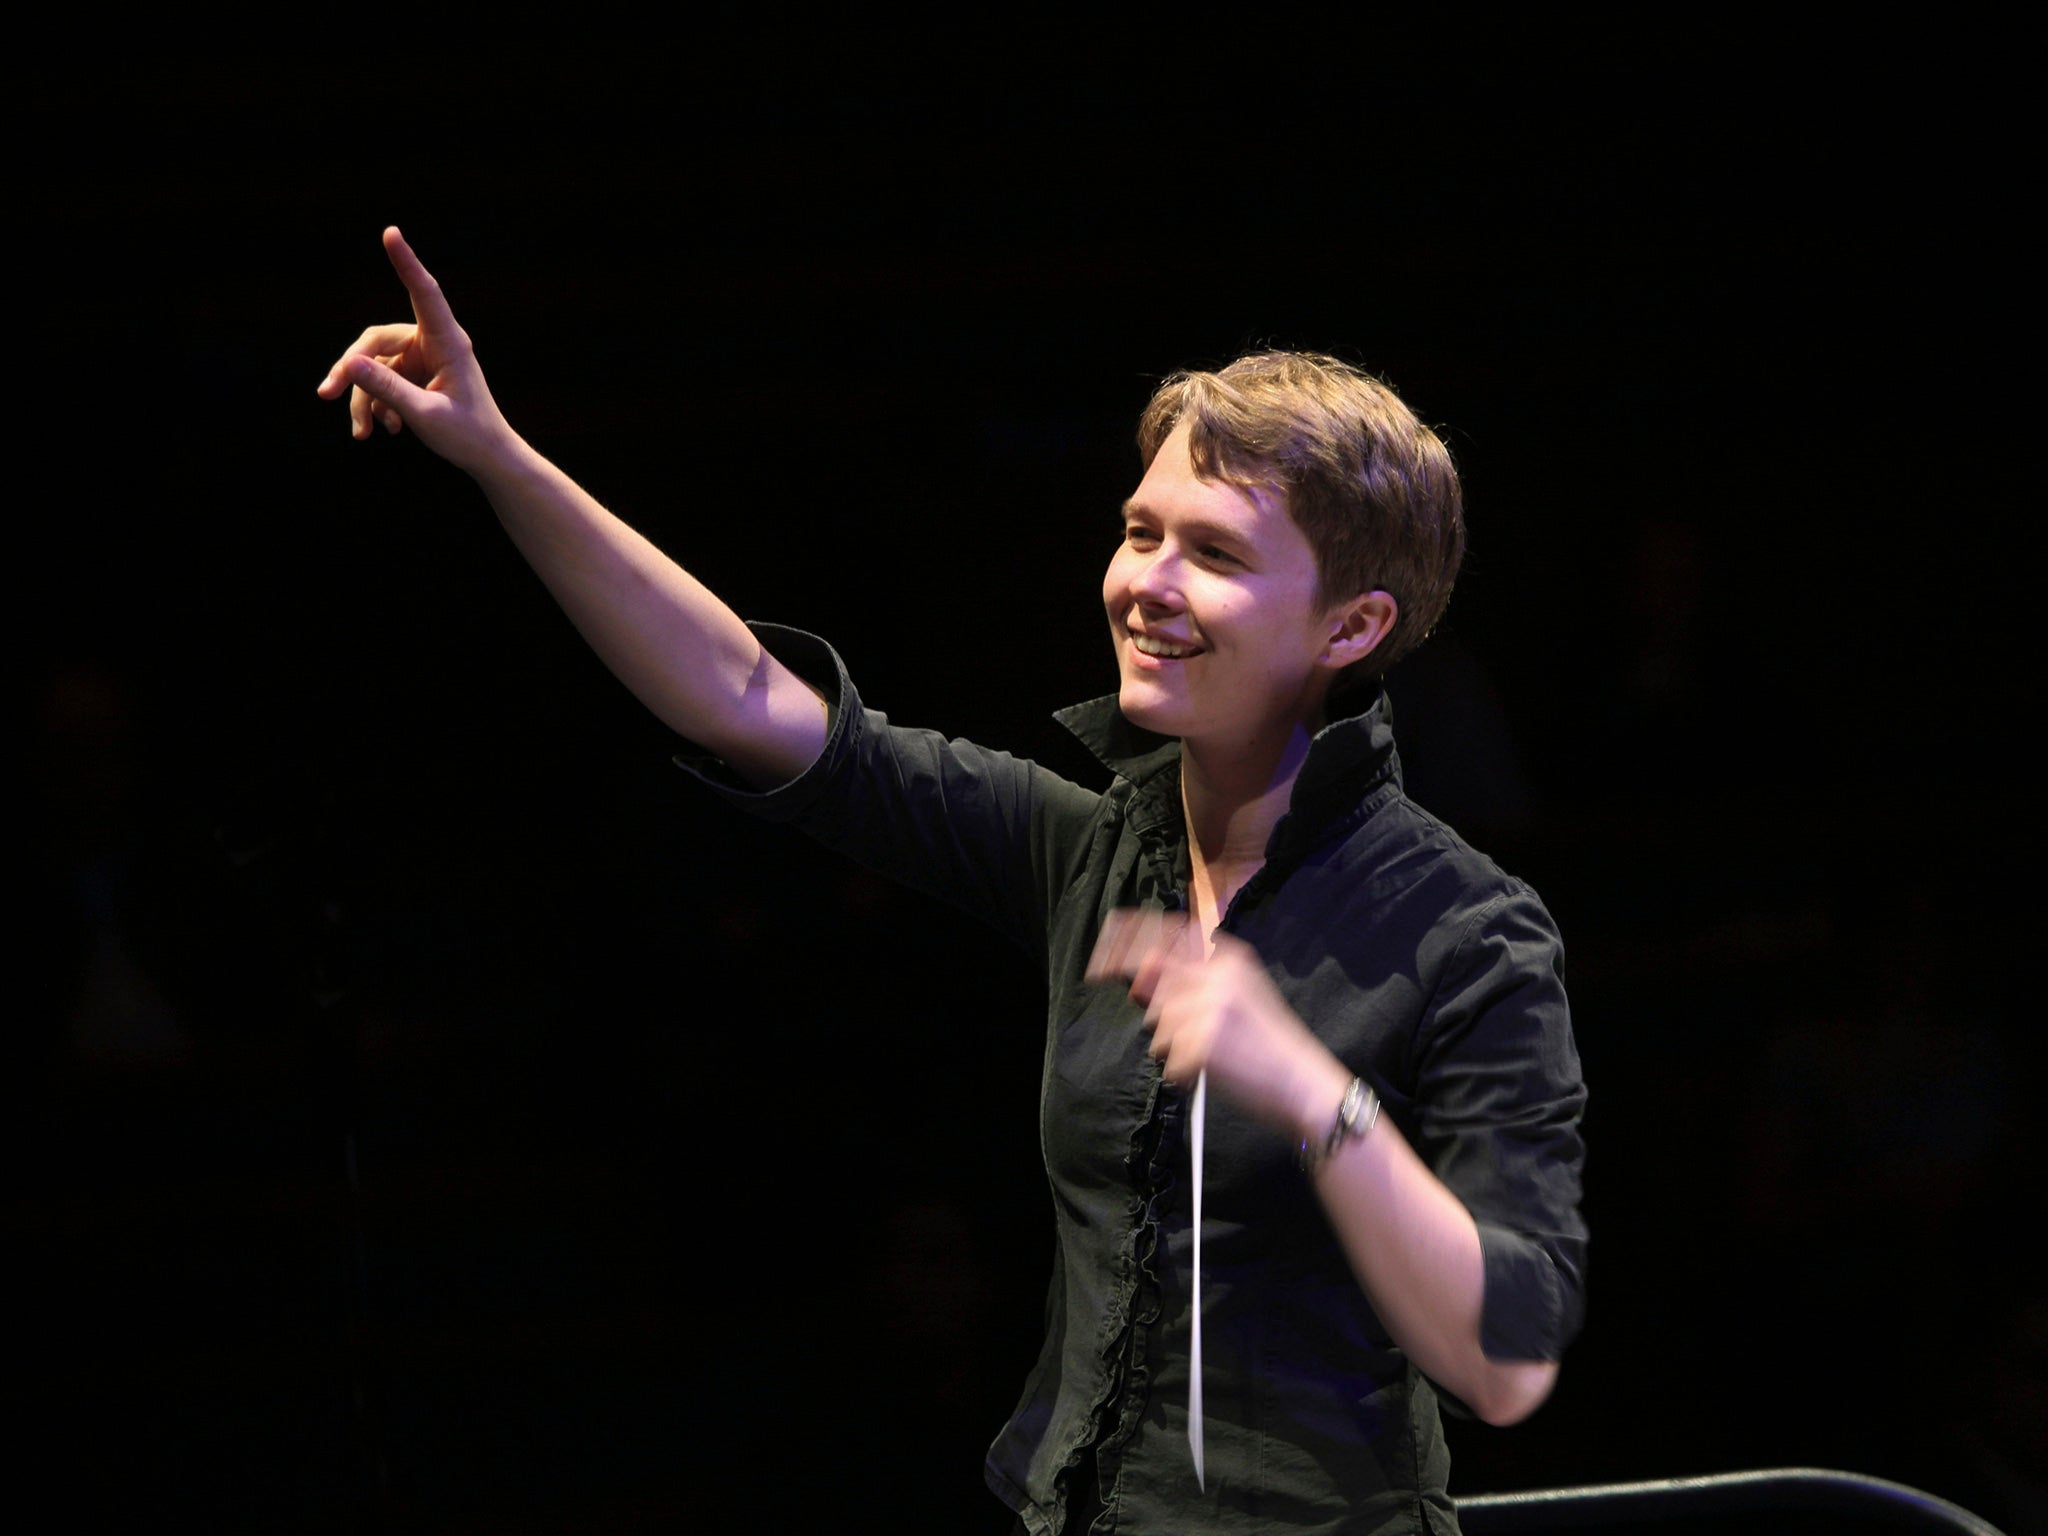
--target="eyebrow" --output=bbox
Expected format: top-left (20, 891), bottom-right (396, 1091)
top-left (1120, 499), bottom-right (1253, 550)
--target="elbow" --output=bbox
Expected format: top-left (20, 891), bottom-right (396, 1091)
top-left (1468, 1358), bottom-right (1559, 1427)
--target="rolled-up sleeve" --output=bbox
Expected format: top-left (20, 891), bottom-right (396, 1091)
top-left (1412, 887), bottom-right (1588, 1363)
top-left (671, 624), bottom-right (857, 814)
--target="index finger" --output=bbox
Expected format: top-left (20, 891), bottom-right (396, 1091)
top-left (381, 225), bottom-right (458, 333)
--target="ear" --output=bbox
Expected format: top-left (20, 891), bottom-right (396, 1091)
top-left (1318, 590), bottom-right (1398, 671)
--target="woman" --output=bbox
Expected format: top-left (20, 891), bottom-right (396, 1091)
top-left (321, 227), bottom-right (1586, 1534)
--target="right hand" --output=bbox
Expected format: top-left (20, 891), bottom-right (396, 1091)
top-left (1088, 909), bottom-right (1348, 1139)
top-left (316, 227), bottom-right (515, 476)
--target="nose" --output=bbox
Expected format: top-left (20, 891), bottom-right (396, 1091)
top-left (1126, 544), bottom-right (1184, 610)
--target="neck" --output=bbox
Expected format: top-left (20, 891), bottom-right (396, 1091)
top-left (1179, 720), bottom-right (1317, 927)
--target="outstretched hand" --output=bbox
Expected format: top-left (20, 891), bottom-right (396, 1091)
top-left (316, 227), bottom-right (514, 476)
top-left (1087, 910), bottom-right (1348, 1140)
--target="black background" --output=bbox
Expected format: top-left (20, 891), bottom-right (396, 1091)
top-left (23, 23), bottom-right (2039, 1534)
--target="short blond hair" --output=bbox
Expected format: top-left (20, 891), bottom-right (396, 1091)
top-left (1137, 352), bottom-right (1465, 677)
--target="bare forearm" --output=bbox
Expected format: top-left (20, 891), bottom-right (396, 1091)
top-left (472, 437), bottom-right (827, 785)
top-left (321, 228), bottom-right (827, 788)
top-left (1300, 1074), bottom-right (1558, 1424)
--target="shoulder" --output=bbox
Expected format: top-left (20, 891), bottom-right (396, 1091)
top-left (1310, 788), bottom-right (1557, 951)
top-left (1253, 791), bottom-right (1568, 1084)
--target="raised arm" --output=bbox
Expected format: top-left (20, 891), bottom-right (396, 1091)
top-left (316, 228), bottom-right (827, 786)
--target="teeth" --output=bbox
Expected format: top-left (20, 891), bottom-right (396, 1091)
top-left (1134, 635), bottom-right (1198, 658)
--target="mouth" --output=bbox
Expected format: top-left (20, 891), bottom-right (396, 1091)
top-left (1129, 631), bottom-right (1204, 661)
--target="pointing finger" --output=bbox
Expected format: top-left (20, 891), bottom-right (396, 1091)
top-left (382, 225), bottom-right (459, 335)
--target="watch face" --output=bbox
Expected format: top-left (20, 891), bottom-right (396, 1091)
top-left (1339, 1081), bottom-right (1378, 1142)
top-left (1340, 1080), bottom-right (1366, 1134)
top-left (1304, 1082), bottom-right (1374, 1169)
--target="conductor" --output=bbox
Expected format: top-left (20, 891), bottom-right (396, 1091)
top-left (319, 227), bottom-right (1587, 1535)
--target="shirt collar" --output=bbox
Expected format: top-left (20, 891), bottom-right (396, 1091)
top-left (1053, 686), bottom-right (1404, 862)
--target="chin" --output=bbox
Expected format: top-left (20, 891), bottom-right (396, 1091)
top-left (1117, 685), bottom-right (1186, 738)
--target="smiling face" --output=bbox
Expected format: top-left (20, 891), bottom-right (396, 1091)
top-left (1104, 420), bottom-right (1391, 759)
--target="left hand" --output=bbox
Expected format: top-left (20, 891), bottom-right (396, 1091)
top-left (1088, 909), bottom-right (1349, 1140)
